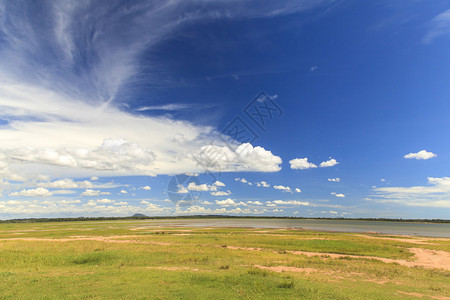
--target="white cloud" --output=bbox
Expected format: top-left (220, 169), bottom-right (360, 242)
top-left (328, 178), bottom-right (340, 182)
top-left (137, 104), bottom-right (191, 111)
top-left (188, 182), bottom-right (211, 191)
top-left (320, 158), bottom-right (339, 168)
top-left (0, 86), bottom-right (281, 179)
top-left (404, 150), bottom-right (437, 160)
top-left (141, 186), bottom-right (151, 190)
top-left (247, 201), bottom-right (262, 205)
top-left (235, 178), bottom-right (253, 185)
top-left (213, 181), bottom-right (225, 187)
top-left (185, 173), bottom-right (199, 177)
top-left (0, 0), bottom-right (334, 180)
top-left (97, 198), bottom-right (114, 204)
top-left (37, 179), bottom-right (93, 189)
top-left (256, 181), bottom-right (270, 187)
top-left (423, 9), bottom-right (450, 44)
top-left (380, 178), bottom-right (386, 182)
top-left (295, 188), bottom-right (301, 193)
top-left (331, 192), bottom-right (345, 198)
top-left (273, 185), bottom-right (292, 193)
top-left (215, 198), bottom-right (237, 207)
top-left (195, 143), bottom-right (282, 173)
top-left (273, 200), bottom-right (310, 206)
top-left (369, 177), bottom-right (450, 208)
top-left (289, 158), bottom-right (317, 170)
top-left (211, 190), bottom-right (231, 196)
top-left (81, 189), bottom-right (103, 196)
top-left (176, 185), bottom-right (188, 194)
top-left (120, 190), bottom-right (127, 194)
top-left (9, 187), bottom-right (52, 197)
top-left (114, 201), bottom-right (128, 206)
top-left (90, 176), bottom-right (99, 181)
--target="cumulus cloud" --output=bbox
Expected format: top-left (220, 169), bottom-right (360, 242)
top-left (331, 192), bottom-right (345, 198)
top-left (9, 188), bottom-right (52, 197)
top-left (256, 181), bottom-right (270, 187)
top-left (273, 185), bottom-right (292, 193)
top-left (216, 198), bottom-right (237, 207)
top-left (295, 188), bottom-right (301, 193)
top-left (235, 178), bottom-right (252, 185)
top-left (195, 143), bottom-right (282, 173)
top-left (319, 158), bottom-right (339, 168)
top-left (213, 181), bottom-right (225, 187)
top-left (211, 190), bottom-right (231, 196)
top-left (81, 189), bottom-right (110, 196)
top-left (328, 178), bottom-right (340, 182)
top-left (176, 185), bottom-right (188, 194)
top-left (141, 186), bottom-right (151, 190)
top-left (120, 190), bottom-right (128, 194)
top-left (289, 158), bottom-right (317, 170)
top-left (97, 198), bottom-right (114, 204)
top-left (37, 179), bottom-right (93, 189)
top-left (404, 150), bottom-right (437, 160)
top-left (187, 182), bottom-right (210, 192)
top-left (0, 197), bottom-right (167, 218)
top-left (247, 201), bottom-right (263, 205)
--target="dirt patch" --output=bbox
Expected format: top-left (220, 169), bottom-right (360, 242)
top-left (356, 234), bottom-right (446, 245)
top-left (288, 248), bottom-right (450, 271)
top-left (147, 266), bottom-right (199, 272)
top-left (254, 265), bottom-right (317, 274)
top-left (407, 248), bottom-right (450, 270)
top-left (221, 245), bottom-right (262, 251)
top-left (397, 291), bottom-right (450, 300)
top-left (220, 245), bottom-right (450, 271)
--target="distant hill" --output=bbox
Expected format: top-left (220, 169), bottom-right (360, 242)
top-left (131, 213), bottom-right (148, 218)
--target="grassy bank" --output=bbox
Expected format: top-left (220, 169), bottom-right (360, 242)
top-left (0, 220), bottom-right (449, 299)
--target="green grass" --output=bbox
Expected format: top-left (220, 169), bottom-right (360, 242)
top-left (0, 220), bottom-right (449, 299)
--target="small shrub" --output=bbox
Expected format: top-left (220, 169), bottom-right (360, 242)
top-left (278, 281), bottom-right (295, 289)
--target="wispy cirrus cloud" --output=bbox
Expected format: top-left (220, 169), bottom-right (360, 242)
top-left (2, 1), bottom-right (330, 180)
top-left (423, 9), bottom-right (450, 44)
top-left (369, 177), bottom-right (450, 208)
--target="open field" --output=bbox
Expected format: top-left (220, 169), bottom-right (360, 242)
top-left (0, 220), bottom-right (449, 299)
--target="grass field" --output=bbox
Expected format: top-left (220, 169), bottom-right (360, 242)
top-left (0, 220), bottom-right (449, 299)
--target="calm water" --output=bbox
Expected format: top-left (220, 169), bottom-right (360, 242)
top-left (131, 219), bottom-right (450, 237)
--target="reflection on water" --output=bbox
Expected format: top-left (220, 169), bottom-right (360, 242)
top-left (131, 219), bottom-right (450, 237)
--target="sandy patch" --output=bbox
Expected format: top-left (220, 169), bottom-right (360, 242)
top-left (288, 248), bottom-right (450, 271)
top-left (253, 265), bottom-right (397, 285)
top-left (254, 265), bottom-right (317, 274)
top-left (397, 291), bottom-right (450, 300)
top-left (220, 245), bottom-right (450, 271)
top-left (356, 234), bottom-right (447, 245)
top-left (147, 266), bottom-right (199, 271)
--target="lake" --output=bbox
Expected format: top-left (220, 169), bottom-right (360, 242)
top-left (127, 218), bottom-right (450, 237)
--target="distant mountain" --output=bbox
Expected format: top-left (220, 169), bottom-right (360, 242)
top-left (131, 213), bottom-right (148, 218)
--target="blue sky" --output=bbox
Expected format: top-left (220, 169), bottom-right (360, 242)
top-left (1, 0), bottom-right (450, 219)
